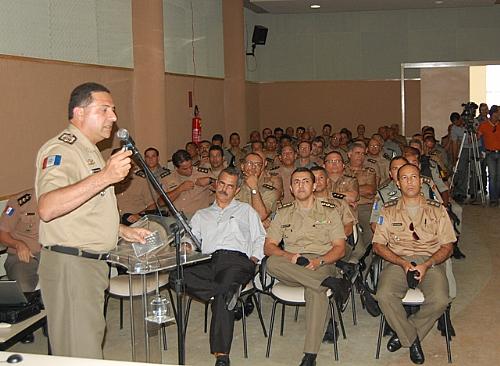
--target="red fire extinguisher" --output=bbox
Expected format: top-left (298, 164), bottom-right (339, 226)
top-left (192, 105), bottom-right (202, 144)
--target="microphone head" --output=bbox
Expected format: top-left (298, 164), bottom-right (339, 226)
top-left (116, 128), bottom-right (129, 140)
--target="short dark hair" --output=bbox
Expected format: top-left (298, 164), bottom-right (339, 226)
top-left (298, 140), bottom-right (312, 149)
top-left (199, 139), bottom-right (211, 146)
top-left (403, 146), bottom-right (421, 160)
top-left (310, 165), bottom-right (327, 176)
top-left (172, 149), bottom-right (192, 168)
top-left (265, 135), bottom-right (277, 142)
top-left (389, 156), bottom-right (409, 170)
top-left (450, 112), bottom-right (461, 122)
top-left (324, 150), bottom-right (344, 162)
top-left (297, 126), bottom-right (306, 133)
top-left (230, 132), bottom-right (240, 139)
top-left (291, 167), bottom-right (315, 184)
top-left (68, 82), bottom-right (110, 119)
top-left (312, 136), bottom-right (325, 145)
top-left (219, 167), bottom-right (243, 188)
top-left (212, 134), bottom-right (224, 143)
top-left (322, 123), bottom-right (332, 129)
top-left (280, 134), bottom-right (292, 142)
top-left (274, 127), bottom-right (284, 134)
top-left (397, 163), bottom-right (420, 180)
top-left (209, 144), bottom-right (224, 156)
top-left (144, 147), bottom-right (159, 156)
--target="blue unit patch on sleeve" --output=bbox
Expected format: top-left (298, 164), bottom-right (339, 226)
top-left (377, 216), bottom-right (384, 225)
top-left (4, 206), bottom-right (15, 216)
top-left (42, 155), bottom-right (62, 169)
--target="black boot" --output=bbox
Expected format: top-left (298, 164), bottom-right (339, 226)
top-left (299, 353), bottom-right (317, 366)
top-left (409, 337), bottom-right (425, 364)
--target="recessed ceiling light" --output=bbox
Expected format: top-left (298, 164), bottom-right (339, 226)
top-left (435, 0), bottom-right (444, 4)
top-left (310, 4), bottom-right (321, 9)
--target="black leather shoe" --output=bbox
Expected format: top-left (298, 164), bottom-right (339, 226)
top-left (409, 337), bottom-right (425, 364)
top-left (224, 283), bottom-right (242, 311)
top-left (321, 277), bottom-right (350, 310)
top-left (387, 334), bottom-right (402, 352)
top-left (243, 296), bottom-right (254, 316)
top-left (215, 355), bottom-right (230, 366)
top-left (299, 353), bottom-right (317, 366)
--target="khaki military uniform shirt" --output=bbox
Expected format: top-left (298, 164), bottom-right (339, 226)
top-left (236, 172), bottom-right (281, 213)
top-left (35, 124), bottom-right (119, 252)
top-left (0, 188), bottom-right (41, 254)
top-left (274, 165), bottom-right (295, 204)
top-left (115, 170), bottom-right (154, 216)
top-left (345, 165), bottom-right (377, 205)
top-left (324, 194), bottom-right (357, 226)
top-left (373, 196), bottom-right (456, 257)
top-left (161, 166), bottom-right (213, 215)
top-left (366, 154), bottom-right (390, 184)
top-left (228, 147), bottom-right (246, 166)
top-left (267, 198), bottom-right (346, 255)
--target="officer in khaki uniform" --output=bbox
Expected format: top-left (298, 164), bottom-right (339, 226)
top-left (161, 149), bottom-right (213, 216)
top-left (273, 145), bottom-right (298, 205)
top-left (324, 151), bottom-right (359, 205)
top-left (373, 164), bottom-right (455, 364)
top-left (236, 152), bottom-right (282, 222)
top-left (366, 137), bottom-right (391, 185)
top-left (35, 82), bottom-right (149, 358)
top-left (0, 188), bottom-right (41, 292)
top-left (265, 167), bottom-right (346, 366)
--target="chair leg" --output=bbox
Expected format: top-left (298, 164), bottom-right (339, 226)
top-left (241, 298), bottom-right (248, 358)
top-left (375, 314), bottom-right (385, 359)
top-left (204, 301), bottom-right (209, 334)
top-left (329, 302), bottom-right (339, 361)
top-left (184, 297), bottom-right (193, 336)
top-left (167, 287), bottom-right (178, 322)
top-left (334, 299), bottom-right (346, 339)
top-left (266, 300), bottom-right (279, 358)
top-left (351, 284), bottom-right (357, 325)
top-left (119, 298), bottom-right (124, 329)
top-left (252, 294), bottom-right (267, 337)
top-left (443, 308), bottom-right (452, 363)
top-left (294, 306), bottom-right (299, 321)
top-left (280, 303), bottom-right (286, 336)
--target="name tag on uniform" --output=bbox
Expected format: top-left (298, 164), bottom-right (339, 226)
top-left (392, 222), bottom-right (403, 226)
top-left (91, 168), bottom-right (101, 174)
top-left (281, 224), bottom-right (291, 228)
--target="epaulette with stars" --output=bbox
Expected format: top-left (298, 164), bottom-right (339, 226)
top-left (58, 133), bottom-right (77, 144)
top-left (383, 153), bottom-right (391, 161)
top-left (278, 202), bottom-right (293, 210)
top-left (160, 169), bottom-right (171, 178)
top-left (367, 158), bottom-right (377, 164)
top-left (421, 175), bottom-right (432, 184)
top-left (197, 167), bottom-right (209, 173)
top-left (343, 174), bottom-right (356, 179)
top-left (262, 183), bottom-right (276, 190)
top-left (17, 193), bottom-right (31, 206)
top-left (135, 169), bottom-right (146, 178)
top-left (365, 167), bottom-right (376, 174)
top-left (332, 192), bottom-right (345, 199)
top-left (321, 201), bottom-right (336, 209)
top-left (426, 199), bottom-right (441, 207)
top-left (383, 199), bottom-right (398, 208)
top-left (269, 165), bottom-right (280, 171)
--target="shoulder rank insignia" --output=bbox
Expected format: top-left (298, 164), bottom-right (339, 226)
top-left (383, 153), bottom-right (391, 161)
top-left (278, 202), bottom-right (293, 210)
top-left (266, 157), bottom-right (274, 163)
top-left (58, 133), bottom-right (77, 144)
top-left (367, 158), bottom-right (377, 164)
top-left (388, 190), bottom-right (397, 196)
top-left (383, 199), bottom-right (398, 208)
top-left (421, 176), bottom-right (431, 184)
top-left (365, 167), bottom-right (376, 173)
top-left (332, 192), bottom-right (345, 199)
top-left (343, 174), bottom-right (356, 179)
top-left (135, 169), bottom-right (146, 178)
top-left (17, 193), bottom-right (31, 206)
top-left (426, 199), bottom-right (441, 207)
top-left (262, 183), bottom-right (276, 190)
top-left (379, 179), bottom-right (391, 189)
top-left (269, 172), bottom-right (279, 176)
top-left (193, 160), bottom-right (200, 167)
top-left (197, 167), bottom-right (209, 173)
top-left (160, 169), bottom-right (171, 178)
top-left (269, 165), bottom-right (280, 171)
top-left (321, 201), bottom-right (336, 209)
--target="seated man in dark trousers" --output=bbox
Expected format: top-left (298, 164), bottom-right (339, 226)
top-left (170, 167), bottom-right (265, 366)
top-left (264, 167), bottom-right (347, 366)
top-left (373, 163), bottom-right (455, 364)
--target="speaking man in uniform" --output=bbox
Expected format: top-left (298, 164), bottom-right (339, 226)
top-left (35, 82), bottom-right (149, 358)
top-left (373, 163), bottom-right (455, 364)
top-left (265, 167), bottom-right (347, 366)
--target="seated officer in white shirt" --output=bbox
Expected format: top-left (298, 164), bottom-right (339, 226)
top-left (170, 167), bottom-right (265, 366)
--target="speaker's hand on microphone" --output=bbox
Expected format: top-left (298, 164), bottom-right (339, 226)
top-left (103, 149), bottom-right (132, 185)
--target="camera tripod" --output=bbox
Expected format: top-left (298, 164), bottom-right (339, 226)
top-left (449, 127), bottom-right (486, 205)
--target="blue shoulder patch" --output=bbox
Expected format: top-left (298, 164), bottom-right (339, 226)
top-left (377, 215), bottom-right (384, 225)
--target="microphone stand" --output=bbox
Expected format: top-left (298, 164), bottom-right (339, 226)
top-left (121, 139), bottom-right (199, 365)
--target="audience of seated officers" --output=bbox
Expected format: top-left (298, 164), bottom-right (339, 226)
top-left (0, 188), bottom-right (41, 292)
top-left (373, 163), bottom-right (455, 365)
top-left (264, 167), bottom-right (348, 366)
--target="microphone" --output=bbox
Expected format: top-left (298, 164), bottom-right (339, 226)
top-left (116, 128), bottom-right (138, 154)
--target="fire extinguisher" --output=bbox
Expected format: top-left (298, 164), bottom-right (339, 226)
top-left (192, 105), bottom-right (202, 144)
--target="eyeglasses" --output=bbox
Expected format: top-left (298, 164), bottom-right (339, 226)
top-left (325, 159), bottom-right (343, 164)
top-left (244, 161), bottom-right (263, 168)
top-left (409, 222), bottom-right (420, 240)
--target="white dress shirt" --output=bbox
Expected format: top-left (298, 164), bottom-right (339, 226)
top-left (189, 199), bottom-right (265, 260)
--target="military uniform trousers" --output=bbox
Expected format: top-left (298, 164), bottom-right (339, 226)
top-left (350, 203), bottom-right (373, 263)
top-left (38, 249), bottom-right (109, 358)
top-left (267, 254), bottom-right (336, 354)
top-left (170, 250), bottom-right (256, 355)
top-left (4, 252), bottom-right (40, 292)
top-left (375, 256), bottom-right (449, 347)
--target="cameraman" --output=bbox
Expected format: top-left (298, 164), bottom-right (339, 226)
top-left (450, 112), bottom-right (473, 203)
top-left (478, 105), bottom-right (500, 207)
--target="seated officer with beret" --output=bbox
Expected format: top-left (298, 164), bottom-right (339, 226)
top-left (265, 167), bottom-right (347, 366)
top-left (373, 164), bottom-right (455, 364)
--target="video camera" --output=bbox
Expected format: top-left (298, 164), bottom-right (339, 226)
top-left (461, 102), bottom-right (478, 132)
